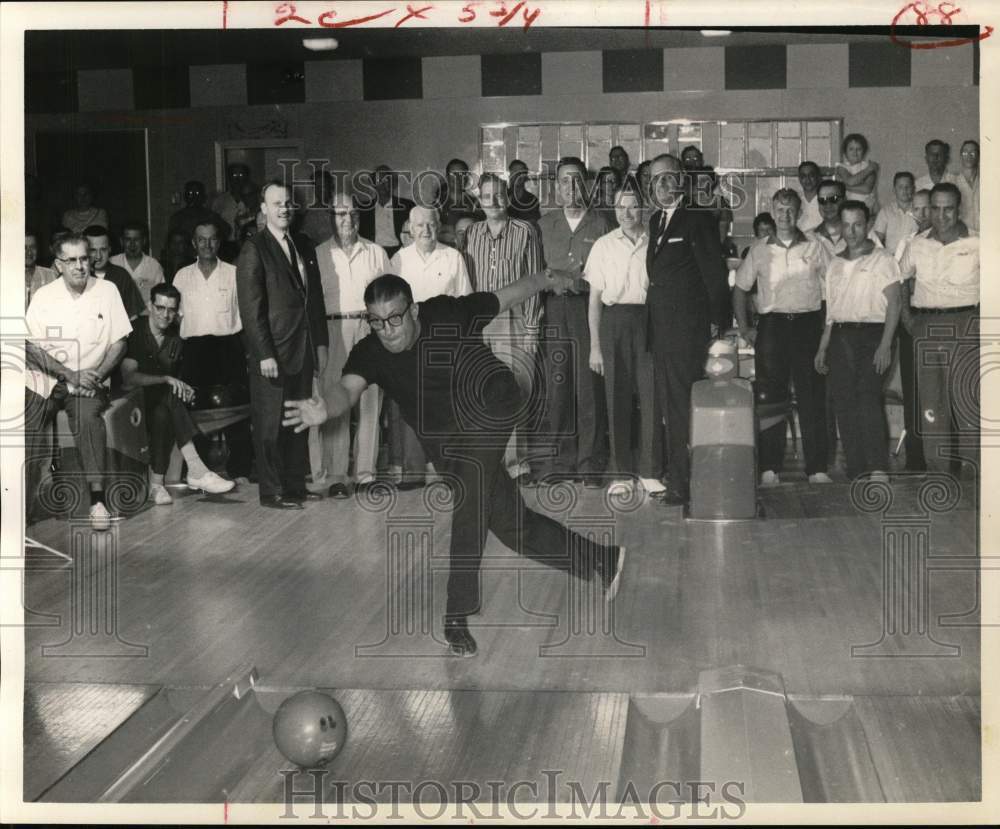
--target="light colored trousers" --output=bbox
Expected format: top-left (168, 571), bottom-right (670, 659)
top-left (309, 317), bottom-right (382, 485)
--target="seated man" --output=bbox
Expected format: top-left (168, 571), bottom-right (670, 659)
top-left (120, 284), bottom-right (235, 504)
top-left (24, 232), bottom-right (132, 530)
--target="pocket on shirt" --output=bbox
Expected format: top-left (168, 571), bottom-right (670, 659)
top-left (79, 316), bottom-right (109, 348)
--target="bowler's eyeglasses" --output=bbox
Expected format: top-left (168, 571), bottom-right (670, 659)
top-left (367, 303), bottom-right (412, 331)
top-left (56, 256), bottom-right (89, 266)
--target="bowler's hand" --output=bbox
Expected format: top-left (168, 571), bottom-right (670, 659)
top-left (260, 358), bottom-right (279, 379)
top-left (166, 376), bottom-right (195, 404)
top-left (283, 396), bottom-right (328, 433)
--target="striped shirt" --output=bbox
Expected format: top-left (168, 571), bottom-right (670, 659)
top-left (464, 217), bottom-right (543, 327)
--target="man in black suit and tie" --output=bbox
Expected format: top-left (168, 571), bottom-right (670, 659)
top-left (237, 181), bottom-right (329, 509)
top-left (645, 154), bottom-right (730, 506)
top-left (358, 165), bottom-right (415, 258)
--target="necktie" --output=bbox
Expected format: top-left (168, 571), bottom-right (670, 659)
top-left (284, 234), bottom-right (304, 289)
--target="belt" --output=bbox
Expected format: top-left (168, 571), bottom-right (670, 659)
top-left (326, 312), bottom-right (367, 320)
top-left (912, 304), bottom-right (979, 315)
top-left (762, 310), bottom-right (820, 320)
top-left (833, 321), bottom-right (882, 328)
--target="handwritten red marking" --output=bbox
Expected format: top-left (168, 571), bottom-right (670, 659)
top-left (490, 1), bottom-right (522, 24)
top-left (395, 3), bottom-right (433, 26)
top-left (222, 0), bottom-right (228, 29)
top-left (520, 5), bottom-right (540, 30)
top-left (274, 2), bottom-right (312, 25)
top-left (890, 1), bottom-right (994, 48)
top-left (317, 7), bottom-right (396, 27)
top-left (458, 1), bottom-right (478, 22)
top-left (224, 800), bottom-right (229, 824)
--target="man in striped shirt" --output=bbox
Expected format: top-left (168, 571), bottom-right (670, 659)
top-left (464, 173), bottom-right (544, 481)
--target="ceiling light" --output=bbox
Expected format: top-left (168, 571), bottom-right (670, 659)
top-left (303, 38), bottom-right (339, 51)
top-left (700, 30), bottom-right (732, 37)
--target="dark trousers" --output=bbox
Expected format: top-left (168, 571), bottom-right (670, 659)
top-left (647, 284), bottom-right (710, 494)
top-left (181, 333), bottom-right (253, 477)
top-left (600, 304), bottom-right (662, 478)
top-left (439, 433), bottom-right (617, 618)
top-left (756, 310), bottom-right (828, 475)
top-left (249, 358), bottom-right (313, 499)
top-left (145, 386), bottom-right (201, 475)
top-left (829, 324), bottom-right (889, 479)
top-left (897, 325), bottom-right (927, 471)
top-left (912, 309), bottom-right (979, 473)
top-left (387, 399), bottom-right (426, 475)
top-left (539, 293), bottom-right (608, 475)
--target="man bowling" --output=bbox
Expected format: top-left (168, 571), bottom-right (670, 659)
top-left (283, 270), bottom-right (627, 658)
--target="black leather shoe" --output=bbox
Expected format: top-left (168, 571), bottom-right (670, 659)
top-left (286, 490), bottom-right (324, 502)
top-left (328, 483), bottom-right (351, 499)
top-left (443, 617), bottom-right (478, 657)
top-left (653, 488), bottom-right (688, 507)
top-left (260, 495), bottom-right (304, 510)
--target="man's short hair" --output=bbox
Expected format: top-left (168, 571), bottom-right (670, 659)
top-left (649, 153), bottom-right (680, 168)
top-left (798, 160), bottom-right (821, 175)
top-left (839, 199), bottom-right (871, 223)
top-left (913, 188), bottom-right (932, 201)
top-left (636, 160), bottom-right (652, 173)
top-left (556, 156), bottom-right (586, 176)
top-left (613, 184), bottom-right (642, 206)
top-left (120, 220), bottom-right (149, 237)
top-left (83, 224), bottom-right (110, 240)
top-left (184, 179), bottom-right (205, 192)
top-left (817, 179), bottom-right (846, 198)
top-left (50, 231), bottom-right (89, 259)
top-left (930, 181), bottom-right (962, 205)
top-left (925, 138), bottom-right (949, 154)
top-left (192, 219), bottom-right (222, 239)
top-left (446, 158), bottom-right (469, 173)
top-left (227, 162), bottom-right (251, 176)
top-left (260, 179), bottom-right (289, 204)
top-left (364, 273), bottom-right (414, 308)
top-left (151, 283), bottom-right (181, 305)
top-left (752, 212), bottom-right (775, 235)
top-left (508, 158), bottom-right (527, 172)
top-left (772, 188), bottom-right (802, 210)
top-left (893, 171), bottom-right (915, 186)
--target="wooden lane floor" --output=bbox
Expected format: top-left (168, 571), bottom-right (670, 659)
top-left (21, 478), bottom-right (979, 697)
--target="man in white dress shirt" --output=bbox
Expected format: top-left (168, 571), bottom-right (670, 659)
top-left (312, 193), bottom-right (390, 497)
top-left (387, 206), bottom-right (472, 485)
top-left (111, 221), bottom-right (165, 306)
top-left (172, 220), bottom-right (253, 482)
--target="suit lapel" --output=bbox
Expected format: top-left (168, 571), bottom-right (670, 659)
top-left (264, 229), bottom-right (305, 296)
top-left (652, 201), bottom-right (687, 256)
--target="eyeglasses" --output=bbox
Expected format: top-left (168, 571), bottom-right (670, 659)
top-left (56, 256), bottom-right (89, 266)
top-left (152, 304), bottom-right (179, 315)
top-left (817, 195), bottom-right (842, 205)
top-left (367, 302), bottom-right (411, 331)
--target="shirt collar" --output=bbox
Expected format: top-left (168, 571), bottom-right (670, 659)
top-left (613, 226), bottom-right (648, 245)
top-left (836, 239), bottom-right (877, 260)
top-left (766, 228), bottom-right (809, 248)
top-left (267, 224), bottom-right (290, 244)
top-left (927, 221), bottom-right (972, 244)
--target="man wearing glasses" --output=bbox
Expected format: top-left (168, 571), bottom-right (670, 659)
top-left (312, 192), bottom-right (390, 498)
top-left (24, 232), bottom-right (132, 530)
top-left (120, 284), bottom-right (235, 505)
top-left (283, 270), bottom-right (627, 657)
top-left (808, 179), bottom-right (884, 258)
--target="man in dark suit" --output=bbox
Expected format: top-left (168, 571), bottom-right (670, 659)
top-left (358, 165), bottom-right (415, 258)
top-left (237, 181), bottom-right (329, 509)
top-left (645, 154), bottom-right (730, 507)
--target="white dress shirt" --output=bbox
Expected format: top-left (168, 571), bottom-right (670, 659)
top-left (735, 231), bottom-right (830, 313)
top-left (584, 227), bottom-right (650, 305)
top-left (389, 244), bottom-right (472, 302)
top-left (316, 237), bottom-right (390, 313)
top-left (898, 227), bottom-right (979, 309)
top-left (825, 248), bottom-right (903, 323)
top-left (172, 259), bottom-right (242, 337)
top-left (110, 253), bottom-right (165, 305)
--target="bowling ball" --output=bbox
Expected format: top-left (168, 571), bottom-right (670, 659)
top-left (272, 690), bottom-right (348, 768)
top-left (205, 384), bottom-right (233, 409)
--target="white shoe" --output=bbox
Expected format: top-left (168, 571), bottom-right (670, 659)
top-left (870, 471), bottom-right (890, 484)
top-left (808, 472), bottom-right (833, 484)
top-left (760, 470), bottom-right (780, 487)
top-left (149, 483), bottom-right (173, 505)
top-left (187, 470), bottom-right (236, 494)
top-left (639, 477), bottom-right (667, 494)
top-left (607, 479), bottom-right (633, 496)
top-left (605, 546), bottom-right (626, 603)
top-left (89, 502), bottom-right (111, 532)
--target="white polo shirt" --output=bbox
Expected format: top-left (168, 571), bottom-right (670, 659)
top-left (25, 277), bottom-right (132, 398)
top-left (110, 253), bottom-right (165, 305)
top-left (316, 237), bottom-right (390, 314)
top-left (389, 243), bottom-right (472, 302)
top-left (734, 231), bottom-right (830, 314)
top-left (898, 227), bottom-right (979, 309)
top-left (825, 248), bottom-right (903, 324)
top-left (584, 227), bottom-right (650, 305)
top-left (172, 259), bottom-right (242, 338)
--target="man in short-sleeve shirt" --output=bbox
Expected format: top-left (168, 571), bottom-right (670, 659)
top-left (283, 272), bottom-right (626, 659)
top-left (897, 182), bottom-right (979, 474)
